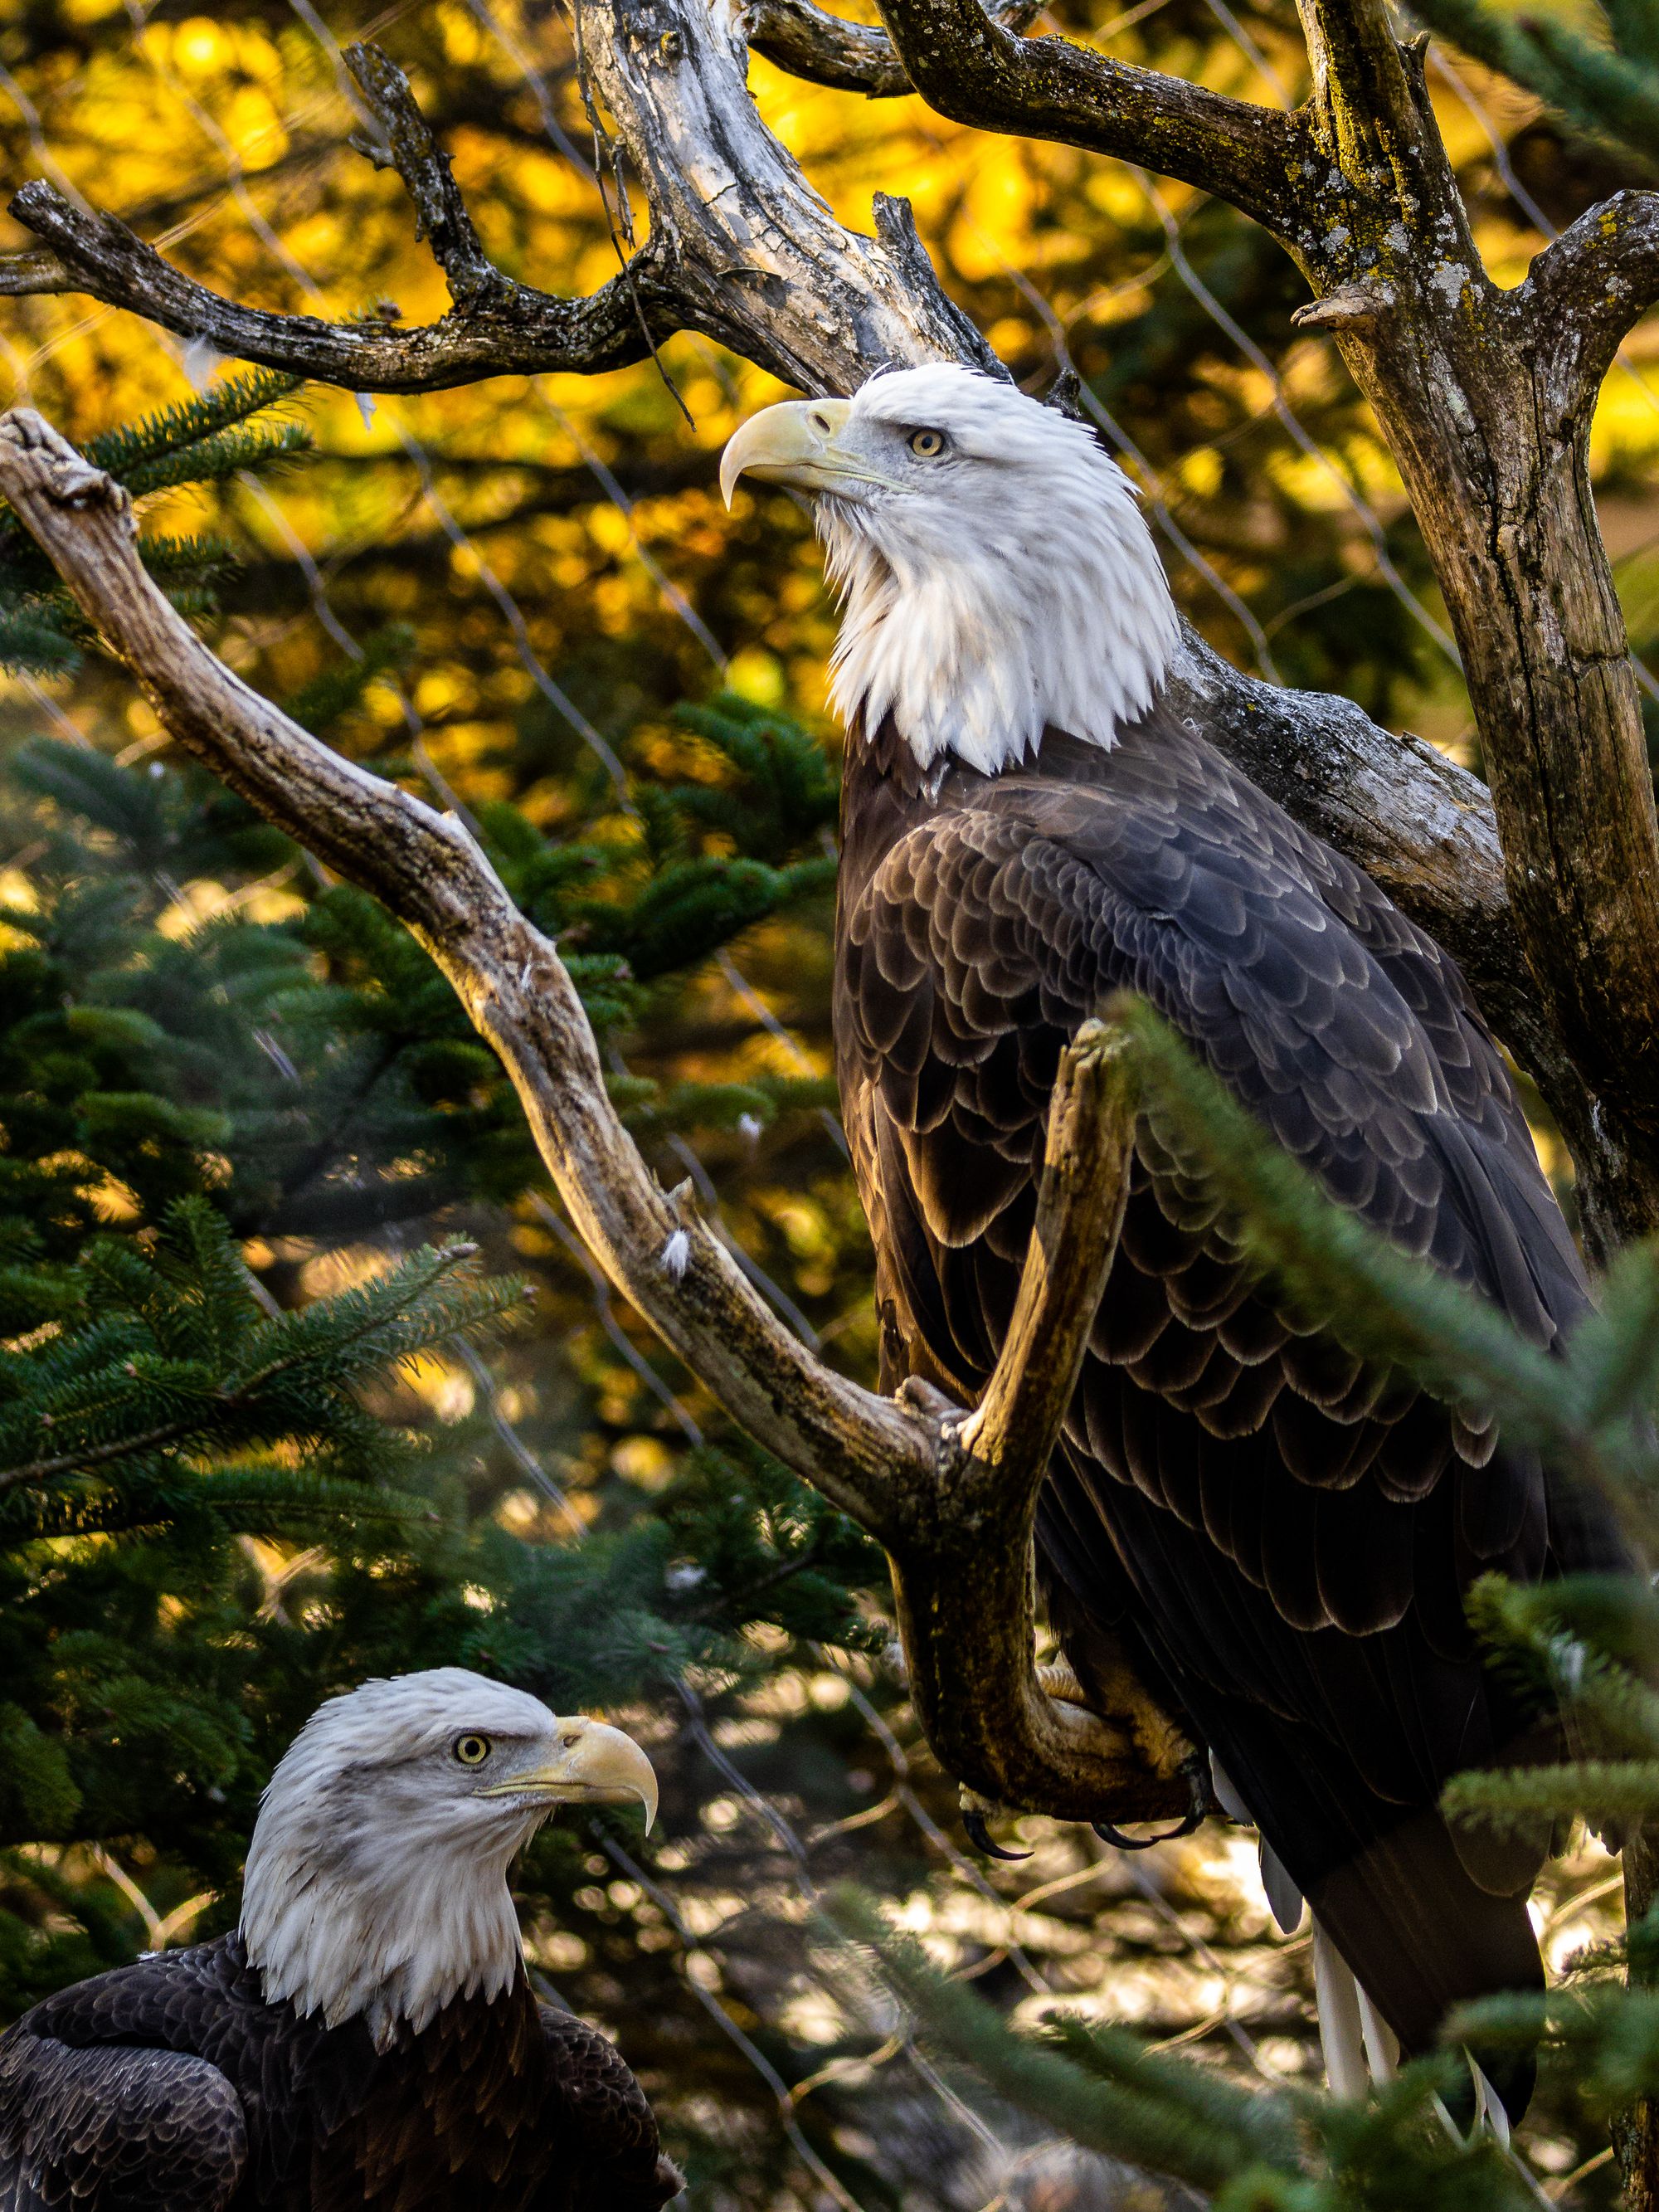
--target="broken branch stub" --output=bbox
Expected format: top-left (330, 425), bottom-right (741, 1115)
top-left (0, 404), bottom-right (1180, 1826)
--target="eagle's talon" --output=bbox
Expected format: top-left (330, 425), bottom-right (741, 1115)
top-left (962, 1807), bottom-right (1031, 1861)
top-left (1092, 1808), bottom-right (1201, 1851)
top-left (894, 1374), bottom-right (960, 1420)
top-left (1093, 1754), bottom-right (1209, 1850)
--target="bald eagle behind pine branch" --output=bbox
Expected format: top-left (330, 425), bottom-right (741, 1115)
top-left (723, 363), bottom-right (1636, 2126)
top-left (0, 1670), bottom-right (678, 2211)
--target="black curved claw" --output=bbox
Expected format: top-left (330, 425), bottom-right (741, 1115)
top-left (1092, 1769), bottom-right (1212, 1858)
top-left (1091, 1749), bottom-right (1215, 1852)
top-left (1092, 1802), bottom-right (1205, 1853)
top-left (963, 1809), bottom-right (1032, 1862)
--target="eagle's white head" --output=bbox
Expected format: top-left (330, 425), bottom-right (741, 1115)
top-left (241, 1668), bottom-right (656, 2049)
top-left (721, 363), bottom-right (1180, 776)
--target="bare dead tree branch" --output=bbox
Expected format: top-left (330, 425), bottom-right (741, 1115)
top-left (1292, 0), bottom-right (1438, 193)
top-left (1262, 0), bottom-right (1659, 1245)
top-left (870, 0), bottom-right (1304, 234)
top-left (890, 1021), bottom-right (1196, 1816)
top-left (0, 43), bottom-right (670, 383)
top-left (742, 0), bottom-right (1039, 98)
top-left (0, 176), bottom-right (666, 389)
top-left (578, 2), bottom-right (1002, 391)
top-left (0, 245), bottom-right (77, 297)
top-left (0, 404), bottom-right (1193, 1828)
top-left (343, 41), bottom-right (506, 309)
top-left (961, 1021), bottom-right (1136, 1479)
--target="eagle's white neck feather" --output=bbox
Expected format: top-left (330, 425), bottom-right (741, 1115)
top-left (241, 1670), bottom-right (554, 2049)
top-left (817, 368), bottom-right (1180, 774)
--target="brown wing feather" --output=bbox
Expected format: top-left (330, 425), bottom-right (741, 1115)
top-left (5, 1937), bottom-right (677, 2212)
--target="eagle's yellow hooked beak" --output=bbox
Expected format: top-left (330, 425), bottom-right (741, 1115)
top-left (719, 397), bottom-right (868, 507)
top-left (483, 1717), bottom-right (658, 1830)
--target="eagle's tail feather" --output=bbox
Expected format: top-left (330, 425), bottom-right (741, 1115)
top-left (1311, 1912), bottom-right (1548, 2198)
top-left (1312, 1917), bottom-right (1399, 2102)
top-left (1222, 1760), bottom-right (1535, 2143)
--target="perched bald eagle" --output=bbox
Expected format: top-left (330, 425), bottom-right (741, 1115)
top-left (722, 363), bottom-right (1632, 2122)
top-left (0, 1669), bottom-right (677, 2211)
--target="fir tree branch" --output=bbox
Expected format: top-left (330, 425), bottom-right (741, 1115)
top-left (1444, 1760), bottom-right (1659, 1834)
top-left (1408, 0), bottom-right (1659, 165)
top-left (0, 1233), bottom-right (508, 1494)
top-left (0, 1414), bottom-right (223, 1493)
top-left (682, 1537), bottom-right (825, 1624)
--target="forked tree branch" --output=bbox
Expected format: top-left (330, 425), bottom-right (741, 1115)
top-left (343, 41), bottom-right (515, 309)
top-left (0, 405), bottom-right (1193, 1828)
top-left (957, 1023), bottom-right (1136, 1477)
top-left (0, 38), bottom-right (678, 391)
top-left (893, 1024), bottom-right (1195, 1816)
top-left (0, 179), bottom-right (666, 389)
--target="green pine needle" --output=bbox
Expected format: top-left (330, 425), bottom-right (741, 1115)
top-left (1444, 1758), bottom-right (1659, 1833)
top-left (83, 369), bottom-right (305, 482)
top-left (1410, 0), bottom-right (1659, 163)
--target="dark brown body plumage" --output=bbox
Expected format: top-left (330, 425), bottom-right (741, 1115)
top-left (835, 702), bottom-right (1630, 2102)
top-left (0, 1932), bottom-right (677, 2212)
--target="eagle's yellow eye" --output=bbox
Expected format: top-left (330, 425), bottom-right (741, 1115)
top-left (453, 1732), bottom-right (493, 1766)
top-left (908, 429), bottom-right (945, 458)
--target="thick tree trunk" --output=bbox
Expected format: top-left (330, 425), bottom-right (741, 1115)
top-left (1335, 305), bottom-right (1659, 1249)
top-left (1264, 3), bottom-right (1659, 1253)
top-left (1265, 14), bottom-right (1659, 2191)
